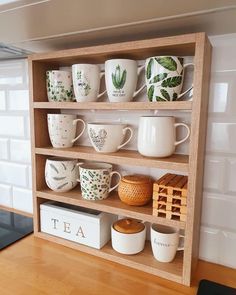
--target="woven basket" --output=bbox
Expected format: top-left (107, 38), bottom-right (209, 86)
top-left (118, 174), bottom-right (153, 206)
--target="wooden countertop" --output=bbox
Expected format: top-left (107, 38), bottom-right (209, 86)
top-left (0, 234), bottom-right (235, 295)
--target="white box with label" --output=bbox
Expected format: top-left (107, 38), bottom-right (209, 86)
top-left (40, 201), bottom-right (117, 249)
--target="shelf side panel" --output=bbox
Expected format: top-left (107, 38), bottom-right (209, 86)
top-left (182, 33), bottom-right (212, 285)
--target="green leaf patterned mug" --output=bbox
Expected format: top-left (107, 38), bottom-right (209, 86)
top-left (145, 56), bottom-right (194, 102)
top-left (77, 162), bottom-right (121, 200)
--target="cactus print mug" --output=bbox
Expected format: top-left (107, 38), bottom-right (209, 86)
top-left (77, 162), bottom-right (121, 200)
top-left (145, 56), bottom-right (194, 102)
top-left (105, 59), bottom-right (145, 102)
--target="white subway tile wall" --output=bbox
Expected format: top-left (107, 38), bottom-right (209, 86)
top-left (0, 34), bottom-right (236, 269)
top-left (0, 59), bottom-right (32, 213)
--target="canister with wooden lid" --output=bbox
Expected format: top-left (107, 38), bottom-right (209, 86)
top-left (111, 218), bottom-right (146, 254)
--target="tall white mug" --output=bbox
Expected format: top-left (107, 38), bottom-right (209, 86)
top-left (151, 224), bottom-right (184, 263)
top-left (137, 116), bottom-right (190, 157)
top-left (105, 59), bottom-right (145, 102)
top-left (72, 64), bottom-right (106, 102)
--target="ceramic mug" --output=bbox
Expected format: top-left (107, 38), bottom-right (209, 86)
top-left (72, 64), bottom-right (106, 102)
top-left (145, 56), bottom-right (194, 101)
top-left (77, 162), bottom-right (121, 200)
top-left (47, 114), bottom-right (86, 148)
top-left (105, 59), bottom-right (145, 102)
top-left (87, 122), bottom-right (133, 153)
top-left (45, 157), bottom-right (79, 192)
top-left (138, 116), bottom-right (190, 157)
top-left (151, 224), bottom-right (184, 263)
top-left (46, 70), bottom-right (74, 102)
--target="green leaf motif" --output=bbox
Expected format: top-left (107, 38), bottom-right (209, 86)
top-left (173, 92), bottom-right (178, 101)
top-left (155, 57), bottom-right (177, 71)
top-left (150, 73), bottom-right (168, 84)
top-left (147, 85), bottom-right (154, 101)
top-left (146, 58), bottom-right (153, 79)
top-left (160, 89), bottom-right (170, 100)
top-left (161, 76), bottom-right (182, 88)
top-left (156, 96), bottom-right (167, 101)
top-left (112, 65), bottom-right (127, 89)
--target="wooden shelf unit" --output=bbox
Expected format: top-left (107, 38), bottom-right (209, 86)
top-left (29, 32), bottom-right (212, 286)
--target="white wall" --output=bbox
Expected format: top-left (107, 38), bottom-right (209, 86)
top-left (0, 59), bottom-right (32, 213)
top-left (0, 33), bottom-right (235, 268)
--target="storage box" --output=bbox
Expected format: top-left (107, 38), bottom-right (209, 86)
top-left (40, 201), bottom-right (117, 249)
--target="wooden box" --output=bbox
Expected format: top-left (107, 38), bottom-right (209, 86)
top-left (40, 201), bottom-right (117, 249)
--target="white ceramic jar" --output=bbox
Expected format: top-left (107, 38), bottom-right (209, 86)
top-left (111, 218), bottom-right (146, 255)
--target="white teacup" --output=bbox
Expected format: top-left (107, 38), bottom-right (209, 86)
top-left (105, 59), bottom-right (145, 102)
top-left (47, 114), bottom-right (86, 148)
top-left (45, 157), bottom-right (79, 192)
top-left (46, 70), bottom-right (73, 102)
top-left (151, 224), bottom-right (184, 263)
top-left (87, 122), bottom-right (133, 153)
top-left (138, 116), bottom-right (190, 157)
top-left (72, 64), bottom-right (106, 102)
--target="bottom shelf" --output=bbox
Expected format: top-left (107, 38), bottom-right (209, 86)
top-left (35, 231), bottom-right (183, 284)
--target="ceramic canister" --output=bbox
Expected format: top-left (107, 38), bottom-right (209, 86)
top-left (111, 218), bottom-right (146, 255)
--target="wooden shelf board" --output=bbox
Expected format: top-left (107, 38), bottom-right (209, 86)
top-left (35, 231), bottom-right (183, 283)
top-left (33, 101), bottom-right (192, 110)
top-left (35, 146), bottom-right (189, 172)
top-left (36, 189), bottom-right (185, 229)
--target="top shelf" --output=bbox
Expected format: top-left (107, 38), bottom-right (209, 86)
top-left (33, 101), bottom-right (192, 110)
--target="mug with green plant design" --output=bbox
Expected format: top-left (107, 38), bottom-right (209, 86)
top-left (105, 59), bottom-right (145, 102)
top-left (46, 70), bottom-right (74, 102)
top-left (145, 56), bottom-right (194, 102)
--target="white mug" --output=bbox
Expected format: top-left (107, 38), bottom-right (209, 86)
top-left (77, 162), bottom-right (121, 200)
top-left (46, 70), bottom-right (73, 102)
top-left (138, 116), bottom-right (190, 157)
top-left (105, 59), bottom-right (145, 102)
top-left (145, 56), bottom-right (194, 101)
top-left (72, 64), bottom-right (106, 102)
top-left (47, 114), bottom-right (86, 148)
top-left (151, 224), bottom-right (184, 263)
top-left (88, 122), bottom-right (133, 153)
top-left (45, 157), bottom-right (79, 192)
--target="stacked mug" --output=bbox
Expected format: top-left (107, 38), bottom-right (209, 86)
top-left (46, 56), bottom-right (193, 103)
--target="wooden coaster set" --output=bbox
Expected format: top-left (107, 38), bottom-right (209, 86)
top-left (153, 173), bottom-right (188, 221)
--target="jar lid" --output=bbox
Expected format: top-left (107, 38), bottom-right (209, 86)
top-left (113, 218), bottom-right (145, 234)
top-left (122, 174), bottom-right (152, 185)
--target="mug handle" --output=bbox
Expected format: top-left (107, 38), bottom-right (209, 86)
top-left (109, 171), bottom-right (121, 193)
top-left (177, 234), bottom-right (185, 251)
top-left (117, 127), bottom-right (133, 150)
top-left (76, 162), bottom-right (84, 182)
top-left (174, 123), bottom-right (190, 146)
top-left (71, 119), bottom-right (86, 143)
top-left (133, 65), bottom-right (146, 98)
top-left (97, 72), bottom-right (107, 99)
top-left (177, 63), bottom-right (194, 100)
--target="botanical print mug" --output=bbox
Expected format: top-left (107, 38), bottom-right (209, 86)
top-left (47, 114), bottom-right (86, 148)
top-left (105, 59), bottom-right (145, 102)
top-left (145, 56), bottom-right (194, 101)
top-left (45, 157), bottom-right (79, 192)
top-left (78, 162), bottom-right (121, 200)
top-left (138, 116), bottom-right (190, 157)
top-left (87, 122), bottom-right (133, 153)
top-left (72, 64), bottom-right (106, 102)
top-left (46, 70), bottom-right (74, 102)
top-left (151, 224), bottom-right (184, 263)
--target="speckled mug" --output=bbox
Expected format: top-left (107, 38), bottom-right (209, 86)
top-left (77, 162), bottom-right (121, 200)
